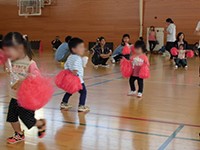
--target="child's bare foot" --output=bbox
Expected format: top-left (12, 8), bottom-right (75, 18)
top-left (37, 119), bottom-right (46, 138)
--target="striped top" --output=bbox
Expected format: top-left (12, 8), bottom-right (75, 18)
top-left (64, 54), bottom-right (84, 83)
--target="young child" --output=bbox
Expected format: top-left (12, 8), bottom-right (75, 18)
top-left (60, 38), bottom-right (89, 112)
top-left (3, 32), bottom-right (46, 144)
top-left (174, 44), bottom-right (188, 69)
top-left (128, 40), bottom-right (150, 98)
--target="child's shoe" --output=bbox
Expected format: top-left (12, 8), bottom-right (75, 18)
top-left (184, 66), bottom-right (188, 70)
top-left (37, 119), bottom-right (46, 138)
top-left (127, 91), bottom-right (137, 96)
top-left (174, 65), bottom-right (178, 69)
top-left (7, 131), bottom-right (25, 144)
top-left (78, 105), bottom-right (90, 112)
top-left (111, 57), bottom-right (116, 64)
top-left (137, 93), bottom-right (143, 98)
top-left (60, 102), bottom-right (72, 110)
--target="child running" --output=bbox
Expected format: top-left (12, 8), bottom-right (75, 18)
top-left (60, 38), bottom-right (90, 112)
top-left (3, 32), bottom-right (46, 144)
top-left (128, 40), bottom-right (150, 98)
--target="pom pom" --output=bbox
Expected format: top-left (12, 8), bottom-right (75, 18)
top-left (139, 65), bottom-right (150, 79)
top-left (130, 45), bottom-right (135, 54)
top-left (170, 47), bottom-right (178, 56)
top-left (0, 50), bottom-right (8, 65)
top-left (120, 57), bottom-right (133, 78)
top-left (186, 50), bottom-right (194, 58)
top-left (122, 46), bottom-right (131, 55)
top-left (55, 70), bottom-right (82, 94)
top-left (17, 76), bottom-right (54, 110)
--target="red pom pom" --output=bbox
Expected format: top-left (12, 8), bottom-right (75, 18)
top-left (120, 57), bottom-right (133, 78)
top-left (139, 65), bottom-right (150, 79)
top-left (130, 45), bottom-right (135, 54)
top-left (0, 50), bottom-right (8, 65)
top-left (55, 70), bottom-right (82, 94)
top-left (17, 76), bottom-right (54, 110)
top-left (170, 47), bottom-right (178, 56)
top-left (122, 46), bottom-right (131, 55)
top-left (186, 50), bottom-right (194, 58)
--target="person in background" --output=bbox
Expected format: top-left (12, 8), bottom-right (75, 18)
top-left (193, 42), bottom-right (199, 56)
top-left (164, 18), bottom-right (176, 59)
top-left (174, 44), bottom-right (188, 69)
top-left (0, 34), bottom-right (3, 49)
top-left (91, 37), bottom-right (112, 68)
top-left (51, 36), bottom-right (62, 51)
top-left (148, 26), bottom-right (157, 53)
top-left (174, 32), bottom-right (188, 49)
top-left (195, 21), bottom-right (200, 57)
top-left (111, 34), bottom-right (131, 63)
top-left (55, 36), bottom-right (72, 62)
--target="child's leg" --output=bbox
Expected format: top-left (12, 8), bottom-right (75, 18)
top-left (129, 76), bottom-right (137, 91)
top-left (62, 92), bottom-right (72, 103)
top-left (181, 59), bottom-right (187, 67)
top-left (137, 77), bottom-right (144, 93)
top-left (175, 58), bottom-right (181, 67)
top-left (10, 122), bottom-right (22, 133)
top-left (79, 84), bottom-right (87, 106)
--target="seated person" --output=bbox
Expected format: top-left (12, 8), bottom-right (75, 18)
top-left (175, 44), bottom-right (188, 69)
top-left (193, 42), bottom-right (199, 56)
top-left (174, 32), bottom-right (188, 49)
top-left (91, 37), bottom-right (112, 68)
top-left (55, 36), bottom-right (72, 62)
top-left (0, 34), bottom-right (3, 49)
top-left (111, 34), bottom-right (131, 63)
top-left (51, 36), bottom-right (62, 51)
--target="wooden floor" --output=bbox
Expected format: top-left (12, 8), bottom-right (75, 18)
top-left (0, 53), bottom-right (200, 150)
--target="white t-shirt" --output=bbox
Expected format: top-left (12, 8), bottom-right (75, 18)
top-left (196, 21), bottom-right (200, 31)
top-left (166, 23), bottom-right (176, 42)
top-left (64, 54), bottom-right (84, 83)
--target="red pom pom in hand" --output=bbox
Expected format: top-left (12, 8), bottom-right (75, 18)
top-left (17, 76), bottom-right (54, 111)
top-left (0, 50), bottom-right (8, 65)
top-left (139, 65), bottom-right (150, 79)
top-left (55, 70), bottom-right (82, 94)
top-left (186, 50), bottom-right (194, 58)
top-left (120, 57), bottom-right (133, 78)
top-left (122, 45), bottom-right (131, 55)
top-left (170, 47), bottom-right (178, 56)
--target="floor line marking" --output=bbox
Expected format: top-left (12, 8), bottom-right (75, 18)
top-left (158, 124), bottom-right (184, 150)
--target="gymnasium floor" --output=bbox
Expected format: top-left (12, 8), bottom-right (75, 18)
top-left (0, 53), bottom-right (200, 150)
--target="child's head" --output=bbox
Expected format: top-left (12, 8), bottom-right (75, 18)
top-left (166, 18), bottom-right (174, 25)
top-left (150, 26), bottom-right (155, 31)
top-left (122, 34), bottom-right (130, 45)
top-left (65, 36), bottom-right (72, 43)
top-left (99, 37), bottom-right (106, 47)
top-left (134, 40), bottom-right (146, 54)
top-left (68, 37), bottom-right (85, 56)
top-left (2, 32), bottom-right (33, 61)
top-left (178, 44), bottom-right (184, 50)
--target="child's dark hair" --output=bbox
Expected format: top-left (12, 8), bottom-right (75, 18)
top-left (121, 34), bottom-right (130, 46)
top-left (99, 36), bottom-right (105, 41)
top-left (68, 37), bottom-right (84, 54)
top-left (2, 32), bottom-right (33, 60)
top-left (134, 40), bottom-right (146, 53)
top-left (0, 34), bottom-right (3, 40)
top-left (65, 36), bottom-right (72, 43)
top-left (166, 18), bottom-right (174, 23)
top-left (179, 44), bottom-right (184, 49)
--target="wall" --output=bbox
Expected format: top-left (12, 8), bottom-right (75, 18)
top-left (144, 0), bottom-right (200, 44)
top-left (0, 0), bottom-right (139, 50)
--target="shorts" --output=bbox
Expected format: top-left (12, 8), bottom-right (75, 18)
top-left (7, 98), bottom-right (36, 129)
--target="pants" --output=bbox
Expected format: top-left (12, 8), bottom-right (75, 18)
top-left (175, 58), bottom-right (187, 68)
top-left (7, 99), bottom-right (36, 129)
top-left (62, 83), bottom-right (87, 106)
top-left (149, 41), bottom-right (156, 52)
top-left (166, 42), bottom-right (175, 59)
top-left (129, 76), bottom-right (144, 93)
top-left (113, 54), bottom-right (130, 62)
top-left (92, 53), bottom-right (109, 65)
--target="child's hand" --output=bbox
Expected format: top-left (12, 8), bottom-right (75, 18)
top-left (11, 80), bottom-right (23, 90)
top-left (82, 56), bottom-right (88, 68)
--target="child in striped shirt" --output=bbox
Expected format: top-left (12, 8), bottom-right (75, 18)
top-left (60, 38), bottom-right (89, 112)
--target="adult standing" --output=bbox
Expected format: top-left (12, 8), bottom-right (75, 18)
top-left (165, 18), bottom-right (176, 59)
top-left (148, 26), bottom-right (157, 53)
top-left (55, 36), bottom-right (72, 62)
top-left (195, 21), bottom-right (200, 56)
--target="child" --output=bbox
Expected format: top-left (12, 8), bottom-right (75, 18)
top-left (128, 40), bottom-right (150, 98)
top-left (60, 38), bottom-right (89, 112)
top-left (111, 34), bottom-right (131, 63)
top-left (174, 44), bottom-right (188, 69)
top-left (2, 32), bottom-right (46, 144)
